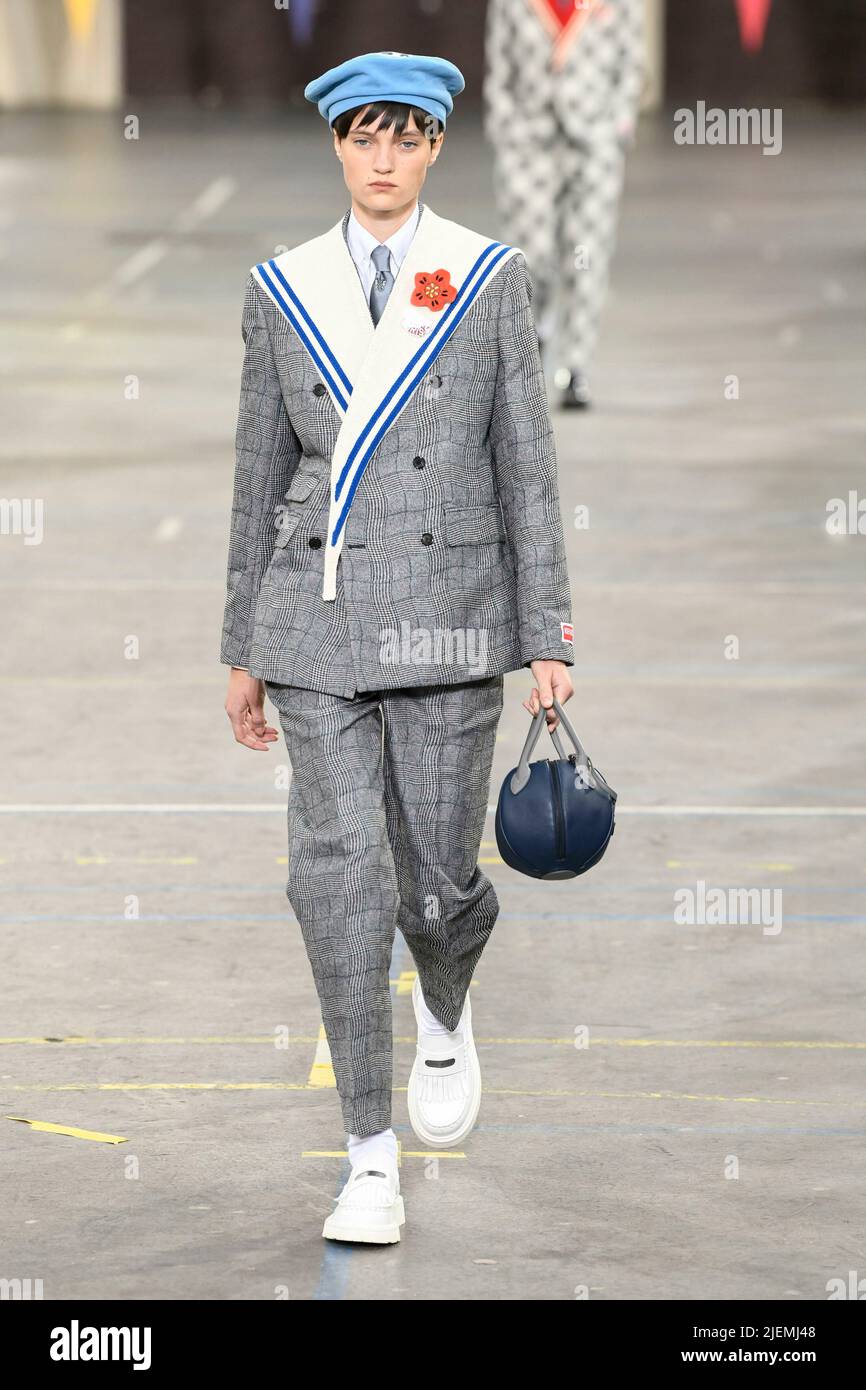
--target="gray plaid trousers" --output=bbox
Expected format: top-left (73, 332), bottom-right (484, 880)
top-left (266, 673), bottom-right (505, 1137)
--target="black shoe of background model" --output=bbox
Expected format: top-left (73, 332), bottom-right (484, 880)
top-left (558, 370), bottom-right (592, 410)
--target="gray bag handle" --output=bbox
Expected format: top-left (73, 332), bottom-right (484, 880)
top-left (510, 697), bottom-right (592, 794)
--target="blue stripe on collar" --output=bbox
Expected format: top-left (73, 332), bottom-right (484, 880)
top-left (329, 241), bottom-right (512, 546)
top-left (255, 259), bottom-right (353, 411)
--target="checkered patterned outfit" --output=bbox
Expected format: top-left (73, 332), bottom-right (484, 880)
top-left (222, 203), bottom-right (574, 1135)
top-left (221, 207), bottom-right (574, 695)
top-left (484, 0), bottom-right (644, 371)
top-left (265, 675), bottom-right (503, 1136)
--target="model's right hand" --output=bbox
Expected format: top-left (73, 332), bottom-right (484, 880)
top-left (225, 667), bottom-right (279, 751)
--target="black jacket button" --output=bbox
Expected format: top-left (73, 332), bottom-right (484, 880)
top-left (312, 383), bottom-right (326, 396)
top-left (420, 532), bottom-right (433, 545)
top-left (308, 536), bottom-right (322, 548)
top-left (412, 456), bottom-right (426, 468)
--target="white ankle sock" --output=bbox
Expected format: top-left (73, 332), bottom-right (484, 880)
top-left (416, 983), bottom-right (450, 1036)
top-left (346, 1127), bottom-right (398, 1177)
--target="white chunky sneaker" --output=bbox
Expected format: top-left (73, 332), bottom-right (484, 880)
top-left (408, 976), bottom-right (482, 1148)
top-left (321, 1166), bottom-right (405, 1244)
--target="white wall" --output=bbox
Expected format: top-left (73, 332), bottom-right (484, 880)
top-left (0, 0), bottom-right (122, 108)
top-left (643, 0), bottom-right (665, 110)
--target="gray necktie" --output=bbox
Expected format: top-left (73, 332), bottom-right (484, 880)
top-left (369, 243), bottom-right (394, 326)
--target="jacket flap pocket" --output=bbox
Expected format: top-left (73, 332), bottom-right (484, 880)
top-left (443, 502), bottom-right (506, 546)
top-left (284, 470), bottom-right (321, 503)
top-left (273, 510), bottom-right (303, 547)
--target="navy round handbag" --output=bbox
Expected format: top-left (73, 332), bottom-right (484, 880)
top-left (495, 697), bottom-right (617, 880)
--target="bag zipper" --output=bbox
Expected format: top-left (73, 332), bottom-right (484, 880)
top-left (548, 760), bottom-right (566, 860)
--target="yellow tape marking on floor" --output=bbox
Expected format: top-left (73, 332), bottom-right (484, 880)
top-left (135, 856), bottom-right (198, 865)
top-left (480, 1087), bottom-right (855, 1108)
top-left (5, 1115), bottom-right (127, 1143)
top-left (72, 855), bottom-right (199, 866)
top-left (307, 1024), bottom-right (336, 1089)
top-left (2, 1084), bottom-right (857, 1108)
top-left (666, 860), bottom-right (794, 871)
top-left (4, 1083), bottom-right (311, 1092)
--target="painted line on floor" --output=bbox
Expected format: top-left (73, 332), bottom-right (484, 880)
top-left (2, 1082), bottom-right (312, 1092)
top-left (303, 1149), bottom-right (464, 1160)
top-left (0, 1083), bottom-right (858, 1109)
top-left (472, 1122), bottom-right (866, 1137)
top-left (5, 1115), bottom-right (127, 1143)
top-left (307, 1024), bottom-right (336, 1090)
top-left (1, 1035), bottom-right (863, 1050)
top-left (93, 176), bottom-right (237, 291)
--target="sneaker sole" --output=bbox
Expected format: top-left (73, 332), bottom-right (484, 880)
top-left (321, 1195), bottom-right (405, 1244)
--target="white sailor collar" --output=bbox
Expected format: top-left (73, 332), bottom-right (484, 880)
top-left (251, 202), bottom-right (519, 601)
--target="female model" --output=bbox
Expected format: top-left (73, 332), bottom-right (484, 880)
top-left (221, 51), bottom-right (575, 1243)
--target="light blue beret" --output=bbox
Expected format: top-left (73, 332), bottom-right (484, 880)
top-left (304, 50), bottom-right (465, 129)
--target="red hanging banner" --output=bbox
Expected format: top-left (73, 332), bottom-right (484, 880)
top-left (734, 0), bottom-right (773, 53)
top-left (526, 0), bottom-right (604, 68)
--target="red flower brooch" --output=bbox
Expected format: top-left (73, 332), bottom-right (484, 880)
top-left (411, 269), bottom-right (458, 312)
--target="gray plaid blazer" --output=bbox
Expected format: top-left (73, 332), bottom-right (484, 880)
top-left (220, 202), bottom-right (575, 698)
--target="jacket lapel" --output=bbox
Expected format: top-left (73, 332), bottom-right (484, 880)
top-left (253, 218), bottom-right (370, 416)
top-left (252, 201), bottom-right (520, 600)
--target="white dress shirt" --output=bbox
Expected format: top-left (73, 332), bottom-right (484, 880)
top-left (345, 201), bottom-right (421, 306)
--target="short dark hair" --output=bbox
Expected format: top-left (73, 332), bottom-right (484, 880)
top-left (332, 100), bottom-right (442, 144)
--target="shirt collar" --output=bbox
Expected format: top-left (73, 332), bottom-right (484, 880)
top-left (346, 200), bottom-right (421, 272)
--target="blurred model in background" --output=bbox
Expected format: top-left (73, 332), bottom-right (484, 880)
top-left (484, 0), bottom-right (645, 408)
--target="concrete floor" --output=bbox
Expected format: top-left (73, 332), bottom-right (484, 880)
top-left (1, 108), bottom-right (864, 1301)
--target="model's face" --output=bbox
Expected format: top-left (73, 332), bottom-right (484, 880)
top-left (334, 108), bottom-right (443, 215)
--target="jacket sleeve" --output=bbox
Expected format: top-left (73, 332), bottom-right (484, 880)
top-left (220, 271), bottom-right (302, 670)
top-left (489, 251), bottom-right (575, 670)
